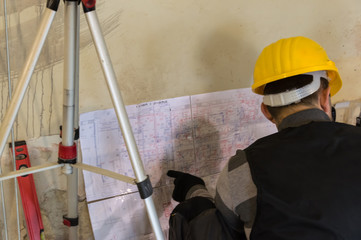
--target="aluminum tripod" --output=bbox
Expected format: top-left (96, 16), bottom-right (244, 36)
top-left (0, 0), bottom-right (164, 239)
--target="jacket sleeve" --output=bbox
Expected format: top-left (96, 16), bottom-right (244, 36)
top-left (169, 150), bottom-right (256, 239)
top-left (215, 150), bottom-right (257, 229)
top-left (169, 197), bottom-right (247, 240)
top-left (186, 150), bottom-right (257, 228)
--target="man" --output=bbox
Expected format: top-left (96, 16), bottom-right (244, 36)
top-left (167, 36), bottom-right (361, 240)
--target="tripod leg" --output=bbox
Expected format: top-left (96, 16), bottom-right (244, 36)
top-left (61, 1), bottom-right (80, 239)
top-left (82, 4), bottom-right (165, 240)
top-left (0, 2), bottom-right (59, 162)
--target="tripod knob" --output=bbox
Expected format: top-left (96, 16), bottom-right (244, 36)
top-left (82, 0), bottom-right (96, 8)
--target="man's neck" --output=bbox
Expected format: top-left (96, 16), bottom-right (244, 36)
top-left (275, 105), bottom-right (325, 127)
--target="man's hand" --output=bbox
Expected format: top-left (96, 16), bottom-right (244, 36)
top-left (167, 170), bottom-right (205, 202)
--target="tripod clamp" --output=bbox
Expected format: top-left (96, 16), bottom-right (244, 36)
top-left (63, 215), bottom-right (79, 227)
top-left (136, 176), bottom-right (153, 199)
top-left (46, 0), bottom-right (95, 11)
top-left (58, 143), bottom-right (77, 164)
top-left (81, 0), bottom-right (96, 9)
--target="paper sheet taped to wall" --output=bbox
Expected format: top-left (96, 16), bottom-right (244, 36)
top-left (79, 88), bottom-right (277, 239)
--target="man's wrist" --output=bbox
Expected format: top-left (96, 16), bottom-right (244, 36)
top-left (185, 184), bottom-right (212, 201)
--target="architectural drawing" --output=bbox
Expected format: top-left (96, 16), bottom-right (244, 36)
top-left (79, 88), bottom-right (277, 239)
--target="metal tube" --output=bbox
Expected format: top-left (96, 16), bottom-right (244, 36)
top-left (74, 0), bottom-right (80, 131)
top-left (0, 181), bottom-right (7, 240)
top-left (84, 10), bottom-right (146, 184)
top-left (0, 163), bottom-right (64, 182)
top-left (2, 0), bottom-right (12, 238)
top-left (0, 9), bottom-right (56, 159)
top-left (84, 10), bottom-right (164, 240)
top-left (3, 0), bottom-right (21, 237)
top-left (67, 169), bottom-right (78, 240)
top-left (63, 2), bottom-right (79, 240)
top-left (72, 163), bottom-right (136, 184)
top-left (144, 197), bottom-right (165, 239)
top-left (63, 1), bottom-right (77, 147)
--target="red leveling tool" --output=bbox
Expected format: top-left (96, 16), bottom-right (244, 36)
top-left (10, 141), bottom-right (45, 240)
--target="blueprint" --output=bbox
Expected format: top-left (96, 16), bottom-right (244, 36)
top-left (79, 88), bottom-right (277, 239)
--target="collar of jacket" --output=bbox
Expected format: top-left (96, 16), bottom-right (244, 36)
top-left (278, 108), bottom-right (331, 131)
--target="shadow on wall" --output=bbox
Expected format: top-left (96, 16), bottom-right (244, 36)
top-left (154, 117), bottom-right (222, 237)
top-left (197, 23), bottom-right (258, 92)
top-left (168, 117), bottom-right (222, 177)
top-left (138, 112), bottom-right (223, 238)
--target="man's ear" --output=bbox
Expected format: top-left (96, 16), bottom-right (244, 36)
top-left (261, 103), bottom-right (276, 124)
top-left (319, 86), bottom-right (331, 115)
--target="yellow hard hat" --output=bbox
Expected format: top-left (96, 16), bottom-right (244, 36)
top-left (252, 36), bottom-right (342, 96)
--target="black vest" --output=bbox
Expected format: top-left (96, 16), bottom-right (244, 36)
top-left (245, 121), bottom-right (361, 240)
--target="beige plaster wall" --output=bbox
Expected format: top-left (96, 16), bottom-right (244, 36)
top-left (0, 0), bottom-right (360, 140)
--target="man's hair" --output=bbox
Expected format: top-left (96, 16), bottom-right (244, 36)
top-left (263, 74), bottom-right (329, 119)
